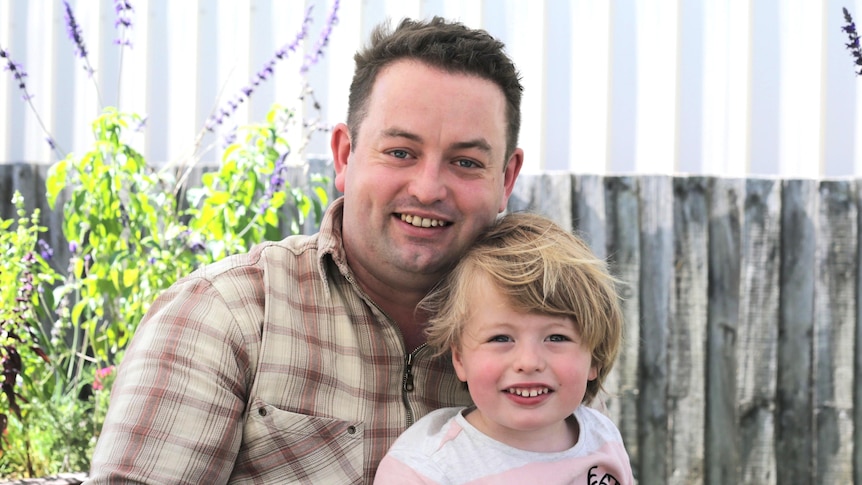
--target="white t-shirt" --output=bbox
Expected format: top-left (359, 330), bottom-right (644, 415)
top-left (374, 405), bottom-right (633, 484)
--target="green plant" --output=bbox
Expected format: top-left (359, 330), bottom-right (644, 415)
top-left (189, 105), bottom-right (330, 260)
top-left (46, 109), bottom-right (204, 365)
top-left (0, 103), bottom-right (329, 478)
top-left (0, 193), bottom-right (63, 477)
top-left (0, 0), bottom-right (338, 478)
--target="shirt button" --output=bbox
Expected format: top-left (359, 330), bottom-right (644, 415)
top-left (258, 407), bottom-right (267, 417)
top-left (347, 425), bottom-right (357, 434)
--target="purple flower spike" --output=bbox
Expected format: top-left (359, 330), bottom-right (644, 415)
top-left (62, 1), bottom-right (96, 76)
top-left (114, 0), bottom-right (134, 48)
top-left (204, 6), bottom-right (315, 132)
top-left (843, 7), bottom-right (862, 75)
top-left (301, 0), bottom-right (340, 74)
top-left (258, 150), bottom-right (292, 214)
top-left (1, 44), bottom-right (66, 157)
top-left (187, 238), bottom-right (206, 254)
top-left (63, 2), bottom-right (87, 58)
top-left (220, 128), bottom-right (238, 148)
top-left (133, 116), bottom-right (147, 132)
top-left (1, 46), bottom-right (33, 101)
top-left (37, 240), bottom-right (54, 261)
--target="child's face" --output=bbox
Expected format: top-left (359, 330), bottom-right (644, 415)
top-left (451, 276), bottom-right (598, 448)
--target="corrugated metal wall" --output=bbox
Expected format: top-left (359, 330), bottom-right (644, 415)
top-left (2, 0), bottom-right (861, 177)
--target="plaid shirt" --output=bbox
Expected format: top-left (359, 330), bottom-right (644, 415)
top-left (87, 197), bottom-right (472, 484)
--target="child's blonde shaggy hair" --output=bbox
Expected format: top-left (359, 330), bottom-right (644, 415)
top-left (420, 212), bottom-right (623, 404)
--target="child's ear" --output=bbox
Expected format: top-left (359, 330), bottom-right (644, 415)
top-left (451, 347), bottom-right (468, 383)
top-left (588, 363), bottom-right (599, 382)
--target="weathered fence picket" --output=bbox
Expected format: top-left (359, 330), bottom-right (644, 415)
top-left (705, 177), bottom-right (743, 484)
top-left (2, 165), bottom-right (860, 484)
top-left (739, 178), bottom-right (781, 483)
top-left (602, 176), bottom-right (642, 475)
top-left (670, 176), bottom-right (708, 484)
top-left (776, 180), bottom-right (817, 483)
top-left (815, 181), bottom-right (857, 482)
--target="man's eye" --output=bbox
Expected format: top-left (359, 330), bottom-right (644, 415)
top-left (389, 150), bottom-right (409, 159)
top-left (455, 159), bottom-right (478, 168)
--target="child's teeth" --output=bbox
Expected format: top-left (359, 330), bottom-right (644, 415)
top-left (508, 387), bottom-right (549, 397)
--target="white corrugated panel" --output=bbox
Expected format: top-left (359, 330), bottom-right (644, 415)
top-left (1, 0), bottom-right (860, 177)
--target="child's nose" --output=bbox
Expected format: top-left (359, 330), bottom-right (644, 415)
top-left (514, 343), bottom-right (545, 373)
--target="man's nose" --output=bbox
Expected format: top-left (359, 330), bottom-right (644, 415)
top-left (407, 160), bottom-right (447, 204)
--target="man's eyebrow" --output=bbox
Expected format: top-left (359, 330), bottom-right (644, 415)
top-left (381, 128), bottom-right (493, 154)
top-left (382, 128), bottom-right (423, 143)
top-left (451, 138), bottom-right (492, 153)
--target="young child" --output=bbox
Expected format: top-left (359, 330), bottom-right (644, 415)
top-left (374, 212), bottom-right (633, 484)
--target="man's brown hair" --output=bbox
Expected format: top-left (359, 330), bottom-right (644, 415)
top-left (347, 17), bottom-right (523, 160)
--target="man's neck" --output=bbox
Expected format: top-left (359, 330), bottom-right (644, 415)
top-left (363, 285), bottom-right (428, 352)
top-left (391, 310), bottom-right (428, 353)
top-left (350, 261), bottom-right (433, 351)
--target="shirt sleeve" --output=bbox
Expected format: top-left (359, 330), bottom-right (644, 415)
top-left (373, 454), bottom-right (441, 485)
top-left (87, 275), bottom-right (253, 484)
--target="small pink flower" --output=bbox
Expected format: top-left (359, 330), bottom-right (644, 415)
top-left (93, 365), bottom-right (115, 391)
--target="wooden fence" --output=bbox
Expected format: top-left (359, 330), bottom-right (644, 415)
top-left (2, 163), bottom-right (860, 484)
top-left (508, 173), bottom-right (860, 484)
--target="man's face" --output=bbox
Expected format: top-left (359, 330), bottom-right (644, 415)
top-left (332, 59), bottom-right (522, 293)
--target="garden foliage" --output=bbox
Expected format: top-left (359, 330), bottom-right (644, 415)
top-left (0, 0), bottom-right (338, 478)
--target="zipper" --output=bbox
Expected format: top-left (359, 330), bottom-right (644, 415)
top-left (401, 343), bottom-right (427, 427)
top-left (339, 268), bottom-right (429, 427)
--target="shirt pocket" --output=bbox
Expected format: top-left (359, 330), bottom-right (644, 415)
top-left (232, 397), bottom-right (364, 484)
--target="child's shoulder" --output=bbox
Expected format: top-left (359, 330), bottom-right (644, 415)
top-left (576, 404), bottom-right (625, 443)
top-left (384, 407), bottom-right (470, 462)
top-left (376, 407), bottom-right (474, 482)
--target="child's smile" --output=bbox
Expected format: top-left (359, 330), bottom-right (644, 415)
top-left (452, 274), bottom-right (598, 452)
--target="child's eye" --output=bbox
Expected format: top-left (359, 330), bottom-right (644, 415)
top-left (489, 335), bottom-right (512, 343)
top-left (547, 334), bottom-right (570, 342)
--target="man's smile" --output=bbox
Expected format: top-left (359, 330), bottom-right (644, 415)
top-left (399, 213), bottom-right (450, 227)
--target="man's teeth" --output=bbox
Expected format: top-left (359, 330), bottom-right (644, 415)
top-left (507, 387), bottom-right (550, 397)
top-left (400, 214), bottom-right (448, 227)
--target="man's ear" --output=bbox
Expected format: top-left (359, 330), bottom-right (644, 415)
top-left (331, 123), bottom-right (352, 193)
top-left (498, 147), bottom-right (524, 212)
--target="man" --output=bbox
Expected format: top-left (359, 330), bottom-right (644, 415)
top-left (88, 16), bottom-right (523, 484)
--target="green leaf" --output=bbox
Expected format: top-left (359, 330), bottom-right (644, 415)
top-left (314, 186), bottom-right (329, 208)
top-left (123, 268), bottom-right (139, 288)
top-left (201, 172), bottom-right (215, 188)
top-left (221, 143), bottom-right (240, 162)
top-left (269, 191), bottom-right (286, 209)
top-left (46, 159), bottom-right (69, 208)
top-left (263, 208), bottom-right (279, 227)
top-left (71, 300), bottom-right (87, 325)
top-left (208, 191), bottom-right (230, 205)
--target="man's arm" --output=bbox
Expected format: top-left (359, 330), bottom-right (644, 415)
top-left (87, 276), bottom-right (254, 484)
